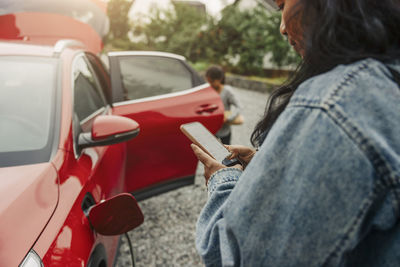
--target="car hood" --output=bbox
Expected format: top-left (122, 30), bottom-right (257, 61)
top-left (0, 163), bottom-right (59, 266)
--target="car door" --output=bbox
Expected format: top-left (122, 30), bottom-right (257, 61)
top-left (107, 51), bottom-right (223, 199)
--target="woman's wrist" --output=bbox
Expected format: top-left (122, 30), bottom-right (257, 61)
top-left (207, 168), bottom-right (242, 194)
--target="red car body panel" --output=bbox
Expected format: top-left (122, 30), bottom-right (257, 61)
top-left (38, 146), bottom-right (127, 266)
top-left (0, 13), bottom-right (103, 53)
top-left (92, 115), bottom-right (140, 140)
top-left (58, 47), bottom-right (77, 153)
top-left (0, 163), bottom-right (58, 266)
top-left (113, 86), bottom-right (223, 192)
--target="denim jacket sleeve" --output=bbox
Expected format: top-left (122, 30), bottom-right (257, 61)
top-left (196, 59), bottom-right (400, 267)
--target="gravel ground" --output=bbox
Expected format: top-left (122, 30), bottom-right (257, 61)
top-left (115, 87), bottom-right (269, 267)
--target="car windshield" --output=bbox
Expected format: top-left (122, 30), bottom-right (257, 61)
top-left (0, 56), bottom-right (58, 167)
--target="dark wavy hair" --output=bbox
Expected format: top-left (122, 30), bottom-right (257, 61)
top-left (206, 65), bottom-right (226, 84)
top-left (251, 0), bottom-right (400, 146)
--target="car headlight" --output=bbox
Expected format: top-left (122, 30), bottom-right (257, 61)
top-left (20, 250), bottom-right (44, 267)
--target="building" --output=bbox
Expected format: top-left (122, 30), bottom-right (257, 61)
top-left (237, 0), bottom-right (276, 12)
top-left (172, 1), bottom-right (206, 14)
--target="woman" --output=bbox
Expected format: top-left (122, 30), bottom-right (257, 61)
top-left (192, 0), bottom-right (400, 266)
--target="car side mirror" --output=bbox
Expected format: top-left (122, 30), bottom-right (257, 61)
top-left (78, 115), bottom-right (139, 151)
top-left (87, 193), bottom-right (144, 235)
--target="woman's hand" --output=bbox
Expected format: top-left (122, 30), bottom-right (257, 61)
top-left (191, 144), bottom-right (242, 185)
top-left (225, 145), bottom-right (256, 169)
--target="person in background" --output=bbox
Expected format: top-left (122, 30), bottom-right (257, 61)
top-left (191, 0), bottom-right (400, 266)
top-left (206, 65), bottom-right (241, 145)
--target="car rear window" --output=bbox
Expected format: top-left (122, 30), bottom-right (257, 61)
top-left (0, 56), bottom-right (58, 167)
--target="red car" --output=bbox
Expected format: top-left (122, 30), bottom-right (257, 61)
top-left (0, 39), bottom-right (223, 266)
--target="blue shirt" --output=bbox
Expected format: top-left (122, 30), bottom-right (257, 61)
top-left (196, 58), bottom-right (400, 266)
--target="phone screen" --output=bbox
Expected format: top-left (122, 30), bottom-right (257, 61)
top-left (180, 122), bottom-right (231, 163)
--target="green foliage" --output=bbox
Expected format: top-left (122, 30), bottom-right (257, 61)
top-left (195, 6), bottom-right (300, 74)
top-left (106, 0), bottom-right (133, 41)
top-left (105, 2), bottom-right (300, 75)
top-left (200, 6), bottom-right (271, 74)
top-left (131, 4), bottom-right (207, 60)
top-left (189, 61), bottom-right (212, 73)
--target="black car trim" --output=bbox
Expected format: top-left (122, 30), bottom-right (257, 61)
top-left (132, 175), bottom-right (195, 202)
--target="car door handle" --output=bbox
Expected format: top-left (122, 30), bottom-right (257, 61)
top-left (196, 104), bottom-right (218, 114)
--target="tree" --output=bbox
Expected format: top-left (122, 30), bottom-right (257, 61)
top-left (107, 0), bottom-right (133, 40)
top-left (195, 5), bottom-right (300, 74)
top-left (131, 3), bottom-right (208, 60)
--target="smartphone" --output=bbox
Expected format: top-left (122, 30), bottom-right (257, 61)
top-left (180, 122), bottom-right (241, 166)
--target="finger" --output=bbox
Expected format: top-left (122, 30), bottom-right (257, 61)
top-left (227, 152), bottom-right (237, 160)
top-left (225, 144), bottom-right (241, 153)
top-left (232, 145), bottom-right (256, 156)
top-left (191, 144), bottom-right (215, 166)
top-left (225, 144), bottom-right (241, 152)
top-left (224, 145), bottom-right (238, 159)
top-left (224, 145), bottom-right (234, 159)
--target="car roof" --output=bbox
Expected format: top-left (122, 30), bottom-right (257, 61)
top-left (108, 51), bottom-right (186, 61)
top-left (0, 40), bottom-right (55, 57)
top-left (0, 39), bottom-right (85, 57)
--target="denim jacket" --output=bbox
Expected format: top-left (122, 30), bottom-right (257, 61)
top-left (196, 58), bottom-right (400, 267)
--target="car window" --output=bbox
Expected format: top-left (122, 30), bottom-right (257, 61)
top-left (85, 53), bottom-right (112, 105)
top-left (118, 56), bottom-right (193, 100)
top-left (0, 56), bottom-right (58, 167)
top-left (73, 56), bottom-right (107, 122)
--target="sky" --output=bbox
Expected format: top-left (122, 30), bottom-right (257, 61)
top-left (129, 0), bottom-right (236, 19)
